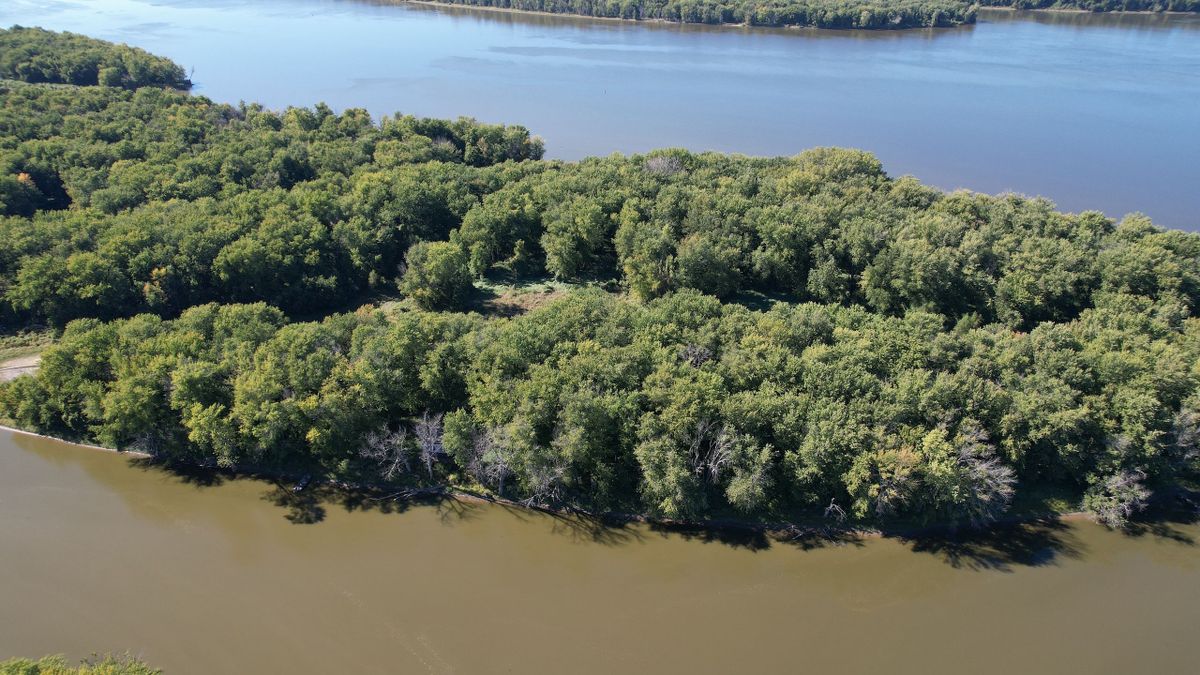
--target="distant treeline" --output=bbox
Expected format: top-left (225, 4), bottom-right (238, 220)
top-left (0, 26), bottom-right (191, 90)
top-left (407, 0), bottom-right (1200, 29)
top-left (2, 30), bottom-right (1198, 529)
top-left (410, 0), bottom-right (978, 29)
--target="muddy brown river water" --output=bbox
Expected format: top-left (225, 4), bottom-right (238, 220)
top-left (2, 428), bottom-right (1198, 673)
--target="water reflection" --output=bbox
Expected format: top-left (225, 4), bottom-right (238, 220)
top-left (901, 518), bottom-right (1085, 571)
top-left (982, 8), bottom-right (1200, 32)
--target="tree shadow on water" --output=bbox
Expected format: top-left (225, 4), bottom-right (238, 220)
top-left (260, 483), bottom-right (489, 526)
top-left (339, 486), bottom-right (489, 527)
top-left (117, 457), bottom-right (1198, 563)
top-left (495, 502), bottom-right (645, 546)
top-left (780, 526), bottom-right (868, 553)
top-left (646, 522), bottom-right (866, 553)
top-left (129, 457), bottom-right (227, 488)
top-left (263, 483), bottom-right (327, 524)
top-left (648, 522), bottom-right (774, 551)
top-left (1121, 493), bottom-right (1199, 546)
top-left (255, 479), bottom-right (869, 552)
top-left (897, 517), bottom-right (1085, 571)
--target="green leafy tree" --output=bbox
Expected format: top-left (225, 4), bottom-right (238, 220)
top-left (399, 241), bottom-right (473, 310)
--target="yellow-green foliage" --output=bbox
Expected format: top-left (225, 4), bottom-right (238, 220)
top-left (0, 654), bottom-right (159, 675)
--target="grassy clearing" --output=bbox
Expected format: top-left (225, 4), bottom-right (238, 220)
top-left (379, 276), bottom-right (607, 319)
top-left (0, 327), bottom-right (54, 362)
top-left (470, 276), bottom-right (593, 316)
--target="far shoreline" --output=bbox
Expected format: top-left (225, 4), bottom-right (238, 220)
top-left (396, 1), bottom-right (1197, 34)
top-left (397, 0), bottom-right (969, 32)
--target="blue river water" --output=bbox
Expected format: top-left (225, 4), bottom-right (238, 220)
top-left (2, 1), bottom-right (1198, 228)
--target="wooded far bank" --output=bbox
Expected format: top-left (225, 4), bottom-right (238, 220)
top-left (402, 0), bottom-right (1200, 30)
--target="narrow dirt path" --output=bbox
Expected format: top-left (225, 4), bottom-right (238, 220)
top-left (0, 354), bottom-right (41, 382)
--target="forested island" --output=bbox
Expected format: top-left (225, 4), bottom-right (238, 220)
top-left (401, 0), bottom-right (1199, 30)
top-left (0, 27), bottom-right (190, 90)
top-left (1, 28), bottom-right (1198, 531)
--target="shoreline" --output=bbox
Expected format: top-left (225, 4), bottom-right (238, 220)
top-left (0, 422), bottom-right (1094, 541)
top-left (0, 423), bottom-right (151, 457)
top-left (398, 1), bottom-right (1196, 33)
top-left (399, 0), bottom-right (971, 32)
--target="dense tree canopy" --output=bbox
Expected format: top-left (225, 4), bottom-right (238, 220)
top-left (400, 241), bottom-right (475, 309)
top-left (2, 30), bottom-right (1197, 529)
top-left (0, 26), bottom-right (191, 90)
top-left (0, 79), bottom-right (543, 320)
top-left (5, 288), bottom-right (1196, 526)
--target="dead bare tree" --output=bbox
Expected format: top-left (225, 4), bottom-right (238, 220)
top-left (1085, 469), bottom-right (1151, 529)
top-left (485, 450), bottom-right (514, 499)
top-left (465, 429), bottom-right (490, 485)
top-left (645, 154), bottom-right (684, 176)
top-left (130, 430), bottom-right (167, 458)
top-left (869, 457), bottom-right (913, 519)
top-left (688, 419), bottom-right (733, 485)
top-left (824, 498), bottom-right (847, 524)
top-left (524, 458), bottom-right (567, 508)
top-left (414, 411), bottom-right (445, 479)
top-left (469, 427), bottom-right (514, 497)
top-left (679, 343), bottom-right (712, 368)
top-left (1172, 406), bottom-right (1200, 467)
top-left (955, 426), bottom-right (1017, 527)
top-left (872, 474), bottom-right (906, 518)
top-left (359, 426), bottom-right (409, 481)
top-left (431, 136), bottom-right (457, 156)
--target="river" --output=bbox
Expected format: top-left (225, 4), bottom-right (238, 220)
top-left (1, 428), bottom-right (1198, 673)
top-left (0, 1), bottom-right (1197, 228)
